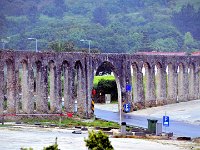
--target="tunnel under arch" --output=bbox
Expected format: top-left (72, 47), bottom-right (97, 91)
top-left (92, 61), bottom-right (121, 111)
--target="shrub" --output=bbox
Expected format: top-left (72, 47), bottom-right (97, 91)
top-left (84, 130), bottom-right (114, 150)
top-left (43, 137), bottom-right (58, 150)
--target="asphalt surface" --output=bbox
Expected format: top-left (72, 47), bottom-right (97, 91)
top-left (95, 108), bottom-right (200, 138)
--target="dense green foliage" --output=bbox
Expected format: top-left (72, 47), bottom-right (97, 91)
top-left (93, 75), bottom-right (118, 102)
top-left (95, 79), bottom-right (118, 102)
top-left (93, 75), bottom-right (115, 88)
top-left (1, 0), bottom-right (200, 53)
top-left (84, 130), bottom-right (114, 150)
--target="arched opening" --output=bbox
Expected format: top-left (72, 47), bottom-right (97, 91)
top-left (142, 63), bottom-right (149, 100)
top-left (131, 62), bottom-right (138, 103)
top-left (3, 61), bottom-right (8, 111)
top-left (93, 61), bottom-right (120, 111)
top-left (32, 63), bottom-right (37, 111)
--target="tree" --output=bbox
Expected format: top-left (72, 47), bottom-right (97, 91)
top-left (49, 41), bottom-right (76, 52)
top-left (172, 4), bottom-right (200, 40)
top-left (183, 32), bottom-right (198, 52)
top-left (151, 38), bottom-right (179, 52)
top-left (0, 14), bottom-right (7, 38)
top-left (92, 7), bottom-right (109, 26)
top-left (53, 0), bottom-right (67, 18)
top-left (84, 130), bottom-right (114, 150)
top-left (26, 5), bottom-right (39, 23)
top-left (140, 31), bottom-right (152, 52)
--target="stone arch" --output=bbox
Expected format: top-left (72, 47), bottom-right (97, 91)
top-left (93, 61), bottom-right (121, 110)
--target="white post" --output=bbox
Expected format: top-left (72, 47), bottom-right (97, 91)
top-left (119, 91), bottom-right (122, 125)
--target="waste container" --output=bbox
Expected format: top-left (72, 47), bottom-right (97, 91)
top-left (147, 119), bottom-right (158, 133)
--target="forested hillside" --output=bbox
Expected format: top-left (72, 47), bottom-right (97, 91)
top-left (0, 0), bottom-right (200, 53)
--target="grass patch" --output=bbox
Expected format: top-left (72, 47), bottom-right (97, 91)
top-left (0, 124), bottom-right (12, 127)
top-left (20, 117), bottom-right (120, 128)
top-left (86, 119), bottom-right (119, 128)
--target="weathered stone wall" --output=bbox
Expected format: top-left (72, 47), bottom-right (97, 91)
top-left (0, 50), bottom-right (200, 118)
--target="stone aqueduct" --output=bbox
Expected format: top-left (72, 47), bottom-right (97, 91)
top-left (0, 50), bottom-right (199, 118)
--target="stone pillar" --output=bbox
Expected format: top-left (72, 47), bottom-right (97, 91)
top-left (134, 68), bottom-right (145, 109)
top-left (36, 63), bottom-right (48, 113)
top-left (145, 65), bottom-right (156, 107)
top-left (15, 66), bottom-right (20, 113)
top-left (7, 61), bottom-right (16, 113)
top-left (21, 62), bottom-right (29, 113)
top-left (167, 64), bottom-right (177, 104)
top-left (21, 62), bottom-right (34, 113)
top-left (178, 66), bottom-right (188, 102)
top-left (132, 65), bottom-right (137, 103)
top-left (49, 62), bottom-right (57, 113)
top-left (125, 57), bottom-right (133, 105)
top-left (188, 65), bottom-right (196, 100)
top-left (63, 63), bottom-right (69, 112)
top-left (198, 71), bottom-right (200, 99)
top-left (77, 66), bottom-right (82, 113)
top-left (0, 61), bottom-right (4, 114)
top-left (56, 65), bottom-right (62, 113)
top-left (156, 66), bottom-right (167, 106)
top-left (77, 64), bottom-right (87, 116)
top-left (195, 68), bottom-right (199, 99)
top-left (194, 67), bottom-right (199, 99)
top-left (27, 63), bottom-right (34, 113)
top-left (85, 56), bottom-right (93, 118)
top-left (66, 66), bottom-right (74, 113)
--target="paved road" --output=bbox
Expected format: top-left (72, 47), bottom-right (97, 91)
top-left (95, 108), bottom-right (200, 138)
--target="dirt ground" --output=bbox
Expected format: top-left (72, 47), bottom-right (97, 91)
top-left (0, 126), bottom-right (199, 150)
top-left (1, 100), bottom-right (200, 150)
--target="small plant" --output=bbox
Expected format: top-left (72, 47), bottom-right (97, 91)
top-left (84, 130), bottom-right (114, 150)
top-left (20, 138), bottom-right (58, 150)
top-left (43, 137), bottom-right (59, 150)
